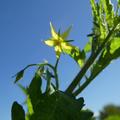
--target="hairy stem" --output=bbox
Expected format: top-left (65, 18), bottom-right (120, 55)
top-left (65, 24), bottom-right (118, 95)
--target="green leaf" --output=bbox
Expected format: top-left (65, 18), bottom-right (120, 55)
top-left (11, 102), bottom-right (25, 120)
top-left (101, 0), bottom-right (114, 27)
top-left (79, 110), bottom-right (94, 120)
top-left (64, 46), bottom-right (85, 67)
top-left (118, 0), bottom-right (120, 6)
top-left (17, 85), bottom-right (34, 117)
top-left (110, 37), bottom-right (120, 54)
top-left (25, 114), bottom-right (30, 120)
top-left (104, 115), bottom-right (120, 120)
top-left (90, 0), bottom-right (104, 39)
top-left (90, 37), bottom-right (120, 80)
top-left (28, 71), bottom-right (42, 111)
top-left (30, 91), bottom-right (88, 120)
top-left (90, 0), bottom-right (98, 20)
top-left (98, 1), bottom-right (107, 40)
top-left (84, 38), bottom-right (92, 53)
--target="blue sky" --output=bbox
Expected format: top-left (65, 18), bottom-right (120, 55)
top-left (0, 0), bottom-right (120, 120)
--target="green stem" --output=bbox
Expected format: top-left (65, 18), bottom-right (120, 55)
top-left (40, 61), bottom-right (59, 90)
top-left (73, 77), bottom-right (93, 96)
top-left (46, 77), bottom-right (51, 93)
top-left (65, 53), bottom-right (94, 94)
top-left (38, 63), bottom-right (54, 70)
top-left (73, 62), bottom-right (106, 96)
top-left (55, 58), bottom-right (59, 70)
top-left (54, 58), bottom-right (60, 90)
top-left (65, 24), bottom-right (118, 95)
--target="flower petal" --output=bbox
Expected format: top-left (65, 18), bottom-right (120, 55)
top-left (61, 25), bottom-right (72, 39)
top-left (44, 39), bottom-right (55, 47)
top-left (61, 42), bottom-right (73, 50)
top-left (50, 22), bottom-right (59, 39)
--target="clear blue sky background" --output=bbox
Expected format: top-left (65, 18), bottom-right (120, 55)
top-left (0, 0), bottom-right (120, 120)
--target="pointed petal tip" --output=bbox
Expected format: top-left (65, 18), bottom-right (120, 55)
top-left (49, 21), bottom-right (52, 24)
top-left (44, 40), bottom-right (55, 47)
top-left (50, 21), bottom-right (53, 27)
top-left (41, 40), bottom-right (46, 45)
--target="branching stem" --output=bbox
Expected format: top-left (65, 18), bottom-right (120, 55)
top-left (65, 23), bottom-right (119, 96)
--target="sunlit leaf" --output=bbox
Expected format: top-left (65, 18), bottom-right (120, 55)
top-left (101, 0), bottom-right (114, 27)
top-left (90, 37), bottom-right (120, 80)
top-left (110, 37), bottom-right (120, 54)
top-left (84, 38), bottom-right (92, 53)
top-left (63, 44), bottom-right (85, 67)
top-left (90, 0), bottom-right (98, 20)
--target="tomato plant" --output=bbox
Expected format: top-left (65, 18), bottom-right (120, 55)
top-left (11, 0), bottom-right (120, 120)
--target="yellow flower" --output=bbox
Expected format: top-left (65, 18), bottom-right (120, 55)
top-left (44, 22), bottom-right (73, 58)
top-left (44, 22), bottom-right (85, 67)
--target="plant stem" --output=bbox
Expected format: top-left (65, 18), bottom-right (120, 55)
top-left (73, 77), bottom-right (93, 96)
top-left (65, 24), bottom-right (118, 95)
top-left (65, 53), bottom-right (95, 94)
top-left (54, 58), bottom-right (60, 89)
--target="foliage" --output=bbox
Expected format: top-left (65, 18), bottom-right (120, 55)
top-left (11, 0), bottom-right (120, 120)
top-left (99, 104), bottom-right (120, 120)
top-left (104, 115), bottom-right (120, 120)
